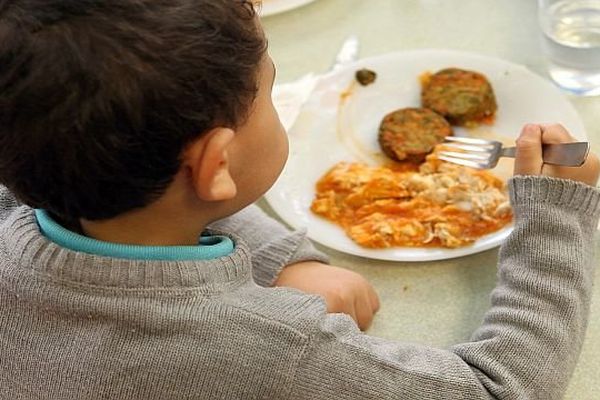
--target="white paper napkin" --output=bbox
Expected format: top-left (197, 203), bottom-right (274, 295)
top-left (272, 73), bottom-right (319, 131)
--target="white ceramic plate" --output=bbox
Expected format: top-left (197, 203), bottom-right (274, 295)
top-left (259, 0), bottom-right (318, 17)
top-left (265, 49), bottom-right (587, 261)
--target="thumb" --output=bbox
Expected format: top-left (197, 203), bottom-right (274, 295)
top-left (514, 124), bottom-right (544, 176)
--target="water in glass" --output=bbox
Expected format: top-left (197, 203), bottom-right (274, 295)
top-left (539, 0), bottom-right (600, 96)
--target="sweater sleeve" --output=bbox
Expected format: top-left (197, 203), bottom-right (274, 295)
top-left (291, 176), bottom-right (600, 400)
top-left (208, 204), bottom-right (329, 287)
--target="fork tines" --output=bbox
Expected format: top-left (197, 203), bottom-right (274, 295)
top-left (438, 136), bottom-right (502, 169)
top-left (444, 136), bottom-right (495, 145)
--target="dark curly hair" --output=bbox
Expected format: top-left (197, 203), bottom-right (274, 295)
top-left (0, 0), bottom-right (266, 221)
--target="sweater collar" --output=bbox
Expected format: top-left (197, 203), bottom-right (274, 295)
top-left (34, 209), bottom-right (234, 261)
top-left (2, 207), bottom-right (253, 291)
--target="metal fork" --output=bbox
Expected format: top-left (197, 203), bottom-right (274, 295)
top-left (438, 136), bottom-right (591, 169)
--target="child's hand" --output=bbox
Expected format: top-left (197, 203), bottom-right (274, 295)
top-left (514, 124), bottom-right (600, 186)
top-left (274, 261), bottom-right (380, 330)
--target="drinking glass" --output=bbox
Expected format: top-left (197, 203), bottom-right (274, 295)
top-left (538, 0), bottom-right (600, 96)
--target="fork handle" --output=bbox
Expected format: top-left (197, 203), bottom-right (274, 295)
top-left (501, 142), bottom-right (590, 167)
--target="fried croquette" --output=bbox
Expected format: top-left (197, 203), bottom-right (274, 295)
top-left (378, 108), bottom-right (453, 163)
top-left (421, 68), bottom-right (497, 126)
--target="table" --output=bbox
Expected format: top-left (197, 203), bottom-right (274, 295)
top-left (260, 1), bottom-right (600, 399)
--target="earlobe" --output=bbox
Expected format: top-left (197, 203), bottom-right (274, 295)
top-left (206, 154), bottom-right (237, 200)
top-left (185, 128), bottom-right (237, 201)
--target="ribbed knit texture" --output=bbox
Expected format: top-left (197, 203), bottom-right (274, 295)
top-left (0, 176), bottom-right (598, 399)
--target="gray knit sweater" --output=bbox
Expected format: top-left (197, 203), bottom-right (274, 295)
top-left (0, 176), bottom-right (599, 400)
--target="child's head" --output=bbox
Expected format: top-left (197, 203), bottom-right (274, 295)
top-left (0, 0), bottom-right (287, 226)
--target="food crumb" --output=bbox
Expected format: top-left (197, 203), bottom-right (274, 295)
top-left (355, 68), bottom-right (377, 86)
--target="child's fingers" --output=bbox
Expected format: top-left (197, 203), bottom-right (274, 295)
top-left (354, 296), bottom-right (374, 331)
top-left (367, 285), bottom-right (381, 313)
top-left (540, 124), bottom-right (576, 144)
top-left (514, 124), bottom-right (544, 176)
top-left (540, 124), bottom-right (577, 177)
top-left (346, 302), bottom-right (359, 329)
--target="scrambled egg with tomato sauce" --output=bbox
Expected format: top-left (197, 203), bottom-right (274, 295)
top-left (311, 156), bottom-right (512, 248)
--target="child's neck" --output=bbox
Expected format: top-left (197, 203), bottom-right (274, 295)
top-left (79, 187), bottom-right (208, 247)
top-left (80, 213), bottom-right (203, 246)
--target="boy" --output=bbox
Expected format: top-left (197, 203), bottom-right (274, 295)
top-left (0, 1), bottom-right (598, 399)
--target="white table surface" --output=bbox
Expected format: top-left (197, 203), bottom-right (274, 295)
top-left (260, 1), bottom-right (600, 398)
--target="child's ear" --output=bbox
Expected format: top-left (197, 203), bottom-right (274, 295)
top-left (184, 128), bottom-right (237, 201)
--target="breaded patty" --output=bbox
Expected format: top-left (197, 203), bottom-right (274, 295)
top-left (421, 68), bottom-right (497, 126)
top-left (378, 107), bottom-right (452, 163)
